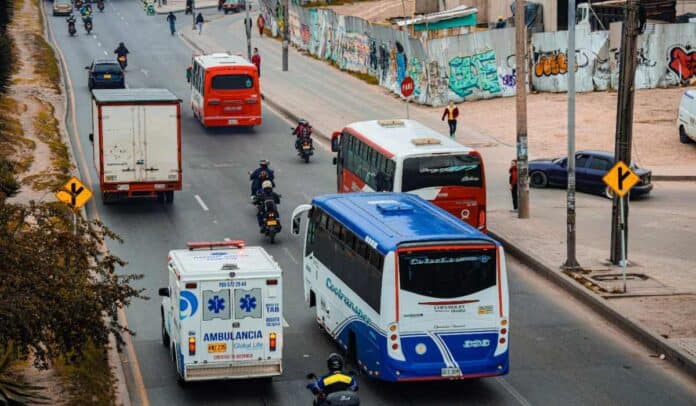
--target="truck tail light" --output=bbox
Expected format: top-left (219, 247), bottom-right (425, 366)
top-left (478, 207), bottom-right (486, 230)
top-left (188, 336), bottom-right (196, 355)
top-left (269, 332), bottom-right (277, 351)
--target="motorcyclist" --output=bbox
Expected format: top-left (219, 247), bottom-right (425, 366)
top-left (254, 180), bottom-right (281, 228)
top-left (114, 42), bottom-right (129, 57)
top-left (292, 118), bottom-right (313, 151)
top-left (306, 354), bottom-right (358, 403)
top-left (67, 13), bottom-right (77, 26)
top-left (97, 0), bottom-right (104, 11)
top-left (80, 3), bottom-right (92, 17)
top-left (249, 159), bottom-right (275, 197)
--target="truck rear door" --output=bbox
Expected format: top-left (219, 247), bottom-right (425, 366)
top-left (141, 104), bottom-right (180, 183)
top-left (101, 105), bottom-right (137, 183)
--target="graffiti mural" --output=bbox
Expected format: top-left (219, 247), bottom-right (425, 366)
top-left (395, 41), bottom-right (407, 86)
top-left (340, 32), bottom-right (370, 73)
top-left (667, 46), bottom-right (696, 82)
top-left (406, 57), bottom-right (423, 97)
top-left (448, 50), bottom-right (501, 98)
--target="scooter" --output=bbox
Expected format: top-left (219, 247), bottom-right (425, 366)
top-left (67, 18), bottom-right (76, 36)
top-left (306, 373), bottom-right (360, 406)
top-left (254, 197), bottom-right (282, 244)
top-left (117, 54), bottom-right (127, 70)
top-left (298, 137), bottom-right (314, 163)
top-left (83, 15), bottom-right (93, 34)
top-left (74, 0), bottom-right (83, 9)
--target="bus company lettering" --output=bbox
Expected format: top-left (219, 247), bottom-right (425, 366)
top-left (203, 330), bottom-right (263, 342)
top-left (326, 278), bottom-right (372, 324)
top-left (409, 255), bottom-right (491, 265)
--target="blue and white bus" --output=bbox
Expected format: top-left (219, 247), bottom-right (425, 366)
top-left (290, 193), bottom-right (509, 382)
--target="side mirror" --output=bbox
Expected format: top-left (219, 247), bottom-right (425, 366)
top-left (332, 157), bottom-right (337, 165)
top-left (292, 215), bottom-right (301, 235)
top-left (306, 372), bottom-right (317, 380)
top-left (158, 287), bottom-right (170, 297)
top-left (88, 133), bottom-right (93, 142)
top-left (330, 131), bottom-right (341, 153)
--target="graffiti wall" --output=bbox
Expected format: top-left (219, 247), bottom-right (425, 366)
top-left (261, 3), bottom-right (696, 106)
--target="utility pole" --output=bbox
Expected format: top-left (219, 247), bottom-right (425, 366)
top-left (245, 0), bottom-right (252, 60)
top-left (282, 0), bottom-right (289, 71)
top-left (564, 0), bottom-right (580, 270)
top-left (610, 0), bottom-right (640, 264)
top-left (515, 0), bottom-right (529, 219)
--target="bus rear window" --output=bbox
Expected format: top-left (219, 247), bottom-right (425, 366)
top-left (211, 74), bottom-right (254, 90)
top-left (401, 154), bottom-right (482, 192)
top-left (398, 249), bottom-right (496, 298)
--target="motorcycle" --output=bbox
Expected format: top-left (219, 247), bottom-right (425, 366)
top-left (74, 0), bottom-right (83, 9)
top-left (67, 18), bottom-right (76, 36)
top-left (298, 137), bottom-right (314, 163)
top-left (83, 16), bottom-right (93, 34)
top-left (117, 54), bottom-right (127, 70)
top-left (254, 196), bottom-right (282, 244)
top-left (306, 373), bottom-right (360, 406)
top-left (97, 1), bottom-right (104, 12)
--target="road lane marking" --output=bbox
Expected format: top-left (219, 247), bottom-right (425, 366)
top-left (282, 247), bottom-right (298, 265)
top-left (103, 50), bottom-right (108, 55)
top-left (282, 317), bottom-right (289, 328)
top-left (48, 26), bottom-right (151, 406)
top-left (97, 42), bottom-right (101, 47)
top-left (194, 194), bottom-right (209, 211)
top-left (496, 377), bottom-right (533, 406)
top-left (92, 34), bottom-right (97, 39)
top-left (140, 68), bottom-right (149, 77)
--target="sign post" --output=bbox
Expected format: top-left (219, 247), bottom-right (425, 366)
top-left (602, 161), bottom-right (640, 293)
top-left (401, 76), bottom-right (414, 119)
top-left (55, 176), bottom-right (93, 235)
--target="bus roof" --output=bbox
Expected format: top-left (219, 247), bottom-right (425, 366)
top-left (312, 193), bottom-right (497, 255)
top-left (169, 246), bottom-right (280, 281)
top-left (194, 53), bottom-right (255, 69)
top-left (344, 119), bottom-right (474, 159)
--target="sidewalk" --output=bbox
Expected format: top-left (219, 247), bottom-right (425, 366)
top-left (180, 17), bottom-right (696, 377)
top-left (153, 0), bottom-right (219, 14)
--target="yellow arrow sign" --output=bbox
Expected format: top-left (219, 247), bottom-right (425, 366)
top-left (602, 160), bottom-right (639, 198)
top-left (55, 176), bottom-right (93, 209)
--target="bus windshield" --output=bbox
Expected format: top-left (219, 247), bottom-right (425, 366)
top-left (401, 154), bottom-right (482, 192)
top-left (398, 248), bottom-right (496, 298)
top-left (211, 74), bottom-right (254, 90)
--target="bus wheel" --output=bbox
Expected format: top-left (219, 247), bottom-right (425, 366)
top-left (347, 330), bottom-right (358, 368)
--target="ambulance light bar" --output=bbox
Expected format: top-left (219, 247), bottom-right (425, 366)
top-left (187, 240), bottom-right (245, 250)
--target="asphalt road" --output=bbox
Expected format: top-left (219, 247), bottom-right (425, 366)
top-left (44, 1), bottom-right (696, 405)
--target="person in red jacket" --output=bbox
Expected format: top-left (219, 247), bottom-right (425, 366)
top-left (251, 48), bottom-right (261, 77)
top-left (257, 13), bottom-right (265, 36)
top-left (509, 159), bottom-right (518, 212)
top-left (441, 100), bottom-right (459, 138)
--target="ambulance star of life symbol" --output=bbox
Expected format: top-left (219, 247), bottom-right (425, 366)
top-left (203, 290), bottom-right (231, 321)
top-left (240, 294), bottom-right (256, 313)
top-left (208, 295), bottom-right (226, 314)
top-left (235, 288), bottom-right (262, 319)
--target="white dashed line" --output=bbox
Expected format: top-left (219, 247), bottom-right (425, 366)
top-left (282, 317), bottom-right (289, 328)
top-left (92, 34), bottom-right (97, 39)
top-left (495, 377), bottom-right (533, 406)
top-left (103, 50), bottom-right (108, 55)
top-left (140, 68), bottom-right (149, 77)
top-left (97, 42), bottom-right (101, 47)
top-left (194, 194), bottom-right (209, 211)
top-left (282, 247), bottom-right (298, 265)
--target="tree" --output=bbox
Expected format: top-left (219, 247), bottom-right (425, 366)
top-left (0, 201), bottom-right (145, 369)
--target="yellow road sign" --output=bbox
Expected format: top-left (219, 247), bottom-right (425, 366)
top-left (602, 160), bottom-right (639, 198)
top-left (55, 176), bottom-right (92, 209)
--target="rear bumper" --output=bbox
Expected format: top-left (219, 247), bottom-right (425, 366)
top-left (184, 360), bottom-right (282, 382)
top-left (202, 115), bottom-right (262, 127)
top-left (53, 9), bottom-right (72, 15)
top-left (91, 80), bottom-right (125, 89)
top-left (385, 351), bottom-right (509, 382)
top-left (101, 181), bottom-right (181, 197)
top-left (630, 183), bottom-right (653, 197)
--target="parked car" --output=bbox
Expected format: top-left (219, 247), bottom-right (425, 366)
top-left (678, 89), bottom-right (696, 144)
top-left (86, 60), bottom-right (125, 90)
top-left (529, 150), bottom-right (653, 198)
top-left (52, 0), bottom-right (72, 16)
top-left (223, 0), bottom-right (247, 13)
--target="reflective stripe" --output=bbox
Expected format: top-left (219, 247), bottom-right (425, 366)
top-left (322, 373), bottom-right (353, 385)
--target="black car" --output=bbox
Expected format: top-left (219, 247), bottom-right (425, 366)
top-left (528, 150), bottom-right (653, 198)
top-left (86, 60), bottom-right (125, 90)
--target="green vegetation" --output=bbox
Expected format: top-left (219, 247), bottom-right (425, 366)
top-left (30, 33), bottom-right (61, 93)
top-left (0, 0), bottom-right (16, 94)
top-left (53, 341), bottom-right (116, 405)
top-left (22, 101), bottom-right (72, 190)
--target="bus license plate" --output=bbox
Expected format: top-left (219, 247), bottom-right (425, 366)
top-left (207, 343), bottom-right (227, 353)
top-left (228, 119), bottom-right (238, 125)
top-left (441, 367), bottom-right (461, 377)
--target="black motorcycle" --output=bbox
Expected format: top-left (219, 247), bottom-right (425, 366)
top-left (255, 197), bottom-right (282, 244)
top-left (97, 1), bottom-right (104, 12)
top-left (83, 16), bottom-right (92, 34)
top-left (306, 373), bottom-right (360, 406)
top-left (74, 0), bottom-right (83, 9)
top-left (67, 18), bottom-right (76, 36)
top-left (117, 54), bottom-right (127, 70)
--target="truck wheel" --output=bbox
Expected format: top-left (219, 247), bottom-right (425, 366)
top-left (161, 308), bottom-right (170, 347)
top-left (165, 191), bottom-right (174, 204)
top-left (680, 126), bottom-right (692, 144)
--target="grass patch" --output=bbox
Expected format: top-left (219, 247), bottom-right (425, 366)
top-left (22, 100), bottom-right (71, 191)
top-left (0, 97), bottom-right (34, 173)
top-left (30, 33), bottom-right (61, 93)
top-left (53, 341), bottom-right (116, 406)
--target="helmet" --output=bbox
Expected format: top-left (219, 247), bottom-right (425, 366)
top-left (327, 353), bottom-right (344, 372)
top-left (261, 180), bottom-right (273, 190)
top-left (259, 159), bottom-right (269, 167)
top-left (298, 119), bottom-right (308, 126)
top-left (119, 42), bottom-right (124, 47)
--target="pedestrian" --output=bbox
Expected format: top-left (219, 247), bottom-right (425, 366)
top-left (441, 100), bottom-right (459, 138)
top-left (166, 11), bottom-right (177, 35)
top-left (245, 15), bottom-right (252, 37)
top-left (218, 0), bottom-right (223, 11)
top-left (257, 13), bottom-right (265, 36)
top-left (195, 12), bottom-right (204, 35)
top-left (495, 16), bottom-right (506, 28)
top-left (185, 0), bottom-right (192, 14)
top-left (251, 47), bottom-right (261, 77)
top-left (509, 159), bottom-right (518, 212)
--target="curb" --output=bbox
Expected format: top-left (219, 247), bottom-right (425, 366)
top-left (489, 229), bottom-right (696, 379)
top-left (41, 4), bottom-right (133, 405)
top-left (652, 175), bottom-right (696, 181)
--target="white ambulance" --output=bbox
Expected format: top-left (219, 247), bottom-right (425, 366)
top-left (159, 240), bottom-right (283, 383)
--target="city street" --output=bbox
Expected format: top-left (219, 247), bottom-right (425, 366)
top-left (43, 0), bottom-right (696, 404)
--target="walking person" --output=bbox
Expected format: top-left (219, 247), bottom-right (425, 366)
top-left (441, 100), bottom-right (459, 138)
top-left (166, 11), bottom-right (177, 35)
top-left (195, 12), bottom-right (204, 35)
top-left (251, 47), bottom-right (261, 77)
top-left (509, 159), bottom-right (518, 212)
top-left (185, 0), bottom-right (192, 14)
top-left (257, 13), bottom-right (265, 36)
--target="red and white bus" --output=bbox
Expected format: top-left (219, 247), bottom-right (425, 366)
top-left (331, 119), bottom-right (487, 231)
top-left (189, 53), bottom-right (261, 128)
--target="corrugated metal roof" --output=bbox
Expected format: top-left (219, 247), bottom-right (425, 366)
top-left (92, 88), bottom-right (181, 103)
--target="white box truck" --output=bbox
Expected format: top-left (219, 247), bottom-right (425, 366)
top-left (158, 240), bottom-right (283, 383)
top-left (90, 89), bottom-right (182, 204)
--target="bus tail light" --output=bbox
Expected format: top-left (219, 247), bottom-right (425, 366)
top-left (208, 99), bottom-right (221, 105)
top-left (478, 207), bottom-right (486, 230)
top-left (188, 336), bottom-right (196, 355)
top-left (269, 332), bottom-right (277, 351)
